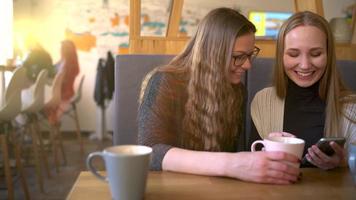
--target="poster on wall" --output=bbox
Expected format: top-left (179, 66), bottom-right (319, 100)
top-left (54, 0), bottom-right (211, 57)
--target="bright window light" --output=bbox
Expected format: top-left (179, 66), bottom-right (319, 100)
top-left (0, 0), bottom-right (13, 65)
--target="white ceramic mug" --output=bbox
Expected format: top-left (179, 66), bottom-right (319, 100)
top-left (86, 145), bottom-right (152, 200)
top-left (251, 136), bottom-right (305, 167)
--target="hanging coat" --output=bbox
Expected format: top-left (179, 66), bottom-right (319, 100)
top-left (105, 51), bottom-right (115, 100)
top-left (94, 58), bottom-right (107, 107)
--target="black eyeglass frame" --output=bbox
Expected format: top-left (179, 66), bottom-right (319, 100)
top-left (232, 46), bottom-right (260, 66)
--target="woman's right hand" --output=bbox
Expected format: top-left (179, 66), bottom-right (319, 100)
top-left (224, 151), bottom-right (300, 184)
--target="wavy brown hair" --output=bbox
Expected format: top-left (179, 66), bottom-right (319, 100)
top-left (274, 11), bottom-right (355, 137)
top-left (158, 8), bottom-right (256, 151)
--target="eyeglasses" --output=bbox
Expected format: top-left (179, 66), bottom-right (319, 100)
top-left (232, 46), bottom-right (260, 66)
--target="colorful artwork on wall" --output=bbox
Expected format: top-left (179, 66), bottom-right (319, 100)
top-left (53, 0), bottom-right (209, 57)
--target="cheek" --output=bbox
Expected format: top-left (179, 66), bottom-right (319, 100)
top-left (229, 60), bottom-right (235, 70)
top-left (283, 55), bottom-right (297, 69)
top-left (312, 56), bottom-right (327, 69)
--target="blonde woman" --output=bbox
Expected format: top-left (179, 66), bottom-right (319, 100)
top-left (250, 11), bottom-right (356, 170)
top-left (138, 8), bottom-right (300, 184)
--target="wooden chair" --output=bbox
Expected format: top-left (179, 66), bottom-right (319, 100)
top-left (0, 66), bottom-right (30, 199)
top-left (42, 72), bottom-right (66, 173)
top-left (21, 69), bottom-right (51, 192)
top-left (62, 75), bottom-right (85, 158)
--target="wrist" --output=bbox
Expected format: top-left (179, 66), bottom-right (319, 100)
top-left (219, 152), bottom-right (242, 178)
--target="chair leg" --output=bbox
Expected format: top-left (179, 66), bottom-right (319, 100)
top-left (49, 127), bottom-right (60, 173)
top-left (0, 134), bottom-right (14, 200)
top-left (55, 124), bottom-right (67, 166)
top-left (73, 104), bottom-right (84, 157)
top-left (13, 140), bottom-right (31, 200)
top-left (30, 123), bottom-right (44, 193)
top-left (33, 117), bottom-right (51, 178)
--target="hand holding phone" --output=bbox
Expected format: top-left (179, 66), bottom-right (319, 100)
top-left (301, 137), bottom-right (346, 167)
top-left (316, 137), bottom-right (346, 156)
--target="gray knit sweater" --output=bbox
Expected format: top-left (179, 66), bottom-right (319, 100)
top-left (138, 70), bottom-right (246, 170)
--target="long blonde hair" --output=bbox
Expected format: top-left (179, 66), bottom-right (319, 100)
top-left (159, 8), bottom-right (256, 151)
top-left (274, 11), bottom-right (354, 136)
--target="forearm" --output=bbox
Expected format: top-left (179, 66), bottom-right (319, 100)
top-left (162, 148), bottom-right (301, 185)
top-left (162, 147), bottom-right (230, 177)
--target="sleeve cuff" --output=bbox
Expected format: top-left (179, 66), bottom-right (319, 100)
top-left (150, 144), bottom-right (173, 171)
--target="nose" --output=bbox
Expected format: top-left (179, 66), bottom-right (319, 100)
top-left (299, 55), bottom-right (311, 69)
top-left (241, 58), bottom-right (252, 70)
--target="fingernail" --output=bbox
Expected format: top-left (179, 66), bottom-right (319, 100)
top-left (298, 172), bottom-right (303, 178)
top-left (297, 172), bottom-right (303, 180)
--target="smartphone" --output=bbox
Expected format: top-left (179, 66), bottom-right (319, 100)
top-left (301, 137), bottom-right (346, 167)
top-left (316, 137), bottom-right (346, 156)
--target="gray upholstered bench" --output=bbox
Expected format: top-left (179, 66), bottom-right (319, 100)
top-left (113, 54), bottom-right (356, 150)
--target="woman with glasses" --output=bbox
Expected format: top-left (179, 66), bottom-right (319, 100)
top-left (138, 7), bottom-right (300, 184)
top-left (250, 11), bottom-right (356, 170)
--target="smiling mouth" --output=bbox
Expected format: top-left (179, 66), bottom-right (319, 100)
top-left (232, 70), bottom-right (244, 74)
top-left (295, 71), bottom-right (314, 78)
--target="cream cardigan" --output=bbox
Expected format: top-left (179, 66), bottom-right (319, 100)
top-left (251, 87), bottom-right (356, 149)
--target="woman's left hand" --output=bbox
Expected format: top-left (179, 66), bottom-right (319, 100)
top-left (305, 142), bottom-right (345, 170)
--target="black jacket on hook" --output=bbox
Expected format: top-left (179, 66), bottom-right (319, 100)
top-left (106, 51), bottom-right (115, 99)
top-left (93, 51), bottom-right (115, 107)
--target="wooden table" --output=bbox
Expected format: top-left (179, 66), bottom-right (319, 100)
top-left (67, 168), bottom-right (356, 200)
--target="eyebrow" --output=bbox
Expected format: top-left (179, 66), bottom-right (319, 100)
top-left (286, 47), bottom-right (324, 51)
top-left (232, 49), bottom-right (254, 54)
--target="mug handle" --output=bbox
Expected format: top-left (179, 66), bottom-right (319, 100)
top-left (251, 140), bottom-right (264, 152)
top-left (86, 152), bottom-right (108, 182)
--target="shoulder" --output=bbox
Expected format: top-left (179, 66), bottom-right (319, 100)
top-left (145, 70), bottom-right (184, 90)
top-left (252, 87), bottom-right (277, 104)
top-left (139, 69), bottom-right (186, 105)
top-left (139, 69), bottom-right (164, 105)
top-left (255, 87), bottom-right (275, 97)
top-left (342, 96), bottom-right (356, 120)
top-left (145, 70), bottom-right (165, 88)
top-left (251, 87), bottom-right (284, 113)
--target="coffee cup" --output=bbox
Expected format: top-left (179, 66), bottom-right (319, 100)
top-left (86, 145), bottom-right (152, 200)
top-left (348, 142), bottom-right (356, 185)
top-left (251, 136), bottom-right (305, 167)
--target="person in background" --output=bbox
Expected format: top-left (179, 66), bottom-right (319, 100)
top-left (250, 11), bottom-right (356, 170)
top-left (57, 40), bottom-right (80, 102)
top-left (18, 39), bottom-right (54, 120)
top-left (22, 40), bottom-right (55, 81)
top-left (138, 7), bottom-right (300, 184)
top-left (46, 40), bottom-right (80, 125)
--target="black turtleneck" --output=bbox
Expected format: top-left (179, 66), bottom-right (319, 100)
top-left (283, 80), bottom-right (325, 157)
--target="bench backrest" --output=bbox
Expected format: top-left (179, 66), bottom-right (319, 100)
top-left (114, 54), bottom-right (174, 145)
top-left (114, 54), bottom-right (356, 149)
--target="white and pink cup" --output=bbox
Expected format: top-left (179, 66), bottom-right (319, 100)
top-left (251, 135), bottom-right (305, 168)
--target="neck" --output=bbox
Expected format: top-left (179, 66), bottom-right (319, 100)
top-left (286, 79), bottom-right (321, 100)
